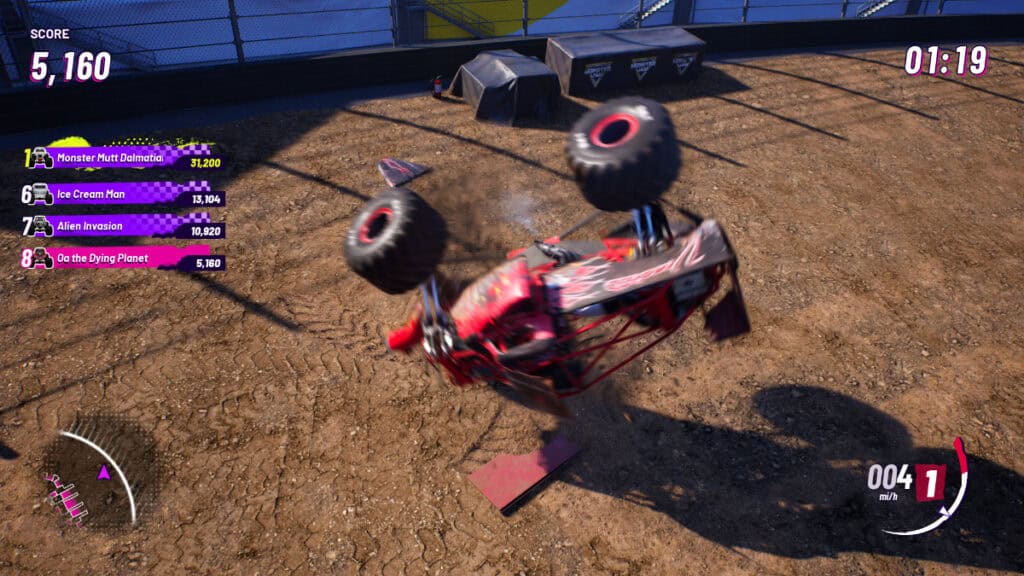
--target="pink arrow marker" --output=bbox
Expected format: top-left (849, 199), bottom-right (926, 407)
top-left (97, 465), bottom-right (111, 480)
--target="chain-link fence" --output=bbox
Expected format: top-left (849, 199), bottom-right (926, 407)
top-left (0, 0), bottom-right (1017, 90)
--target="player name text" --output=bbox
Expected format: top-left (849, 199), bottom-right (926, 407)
top-left (63, 253), bottom-right (150, 264)
top-left (55, 152), bottom-right (165, 163)
top-left (58, 189), bottom-right (125, 200)
top-left (56, 221), bottom-right (124, 232)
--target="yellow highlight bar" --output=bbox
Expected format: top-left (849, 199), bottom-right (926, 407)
top-left (425, 0), bottom-right (567, 40)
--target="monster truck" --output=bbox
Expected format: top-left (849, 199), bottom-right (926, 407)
top-left (30, 215), bottom-right (54, 237)
top-left (344, 97), bottom-right (749, 415)
top-left (31, 248), bottom-right (54, 269)
top-left (31, 147), bottom-right (54, 169)
top-left (31, 183), bottom-right (55, 205)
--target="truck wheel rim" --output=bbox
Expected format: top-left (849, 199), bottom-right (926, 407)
top-left (359, 207), bottom-right (393, 244)
top-left (589, 113), bottom-right (640, 148)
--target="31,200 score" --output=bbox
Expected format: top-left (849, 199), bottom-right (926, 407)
top-left (30, 51), bottom-right (111, 87)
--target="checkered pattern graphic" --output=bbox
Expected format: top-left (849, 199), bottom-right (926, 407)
top-left (145, 144), bottom-right (211, 160)
top-left (131, 212), bottom-right (210, 234)
top-left (126, 181), bottom-right (210, 193)
top-left (177, 181), bottom-right (210, 192)
top-left (128, 181), bottom-right (210, 201)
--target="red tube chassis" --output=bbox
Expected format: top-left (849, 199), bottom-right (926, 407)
top-left (387, 212), bottom-right (749, 415)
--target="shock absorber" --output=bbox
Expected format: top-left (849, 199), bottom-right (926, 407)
top-left (643, 204), bottom-right (657, 251)
top-left (632, 209), bottom-right (646, 255)
top-left (420, 283), bottom-right (434, 325)
top-left (420, 278), bottom-right (443, 358)
top-left (430, 276), bottom-right (443, 322)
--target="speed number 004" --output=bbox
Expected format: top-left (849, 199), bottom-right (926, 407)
top-left (868, 463), bottom-right (912, 491)
top-left (867, 463), bottom-right (942, 499)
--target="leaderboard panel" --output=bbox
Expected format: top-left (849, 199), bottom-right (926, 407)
top-left (20, 141), bottom-right (227, 272)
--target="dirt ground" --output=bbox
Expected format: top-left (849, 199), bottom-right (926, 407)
top-left (1, 44), bottom-right (1023, 575)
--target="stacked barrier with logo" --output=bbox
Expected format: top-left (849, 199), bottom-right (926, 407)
top-left (545, 27), bottom-right (706, 96)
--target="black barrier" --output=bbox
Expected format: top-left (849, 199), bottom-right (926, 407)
top-left (1, 15), bottom-right (1022, 135)
top-left (450, 50), bottom-right (560, 124)
top-left (546, 28), bottom-right (706, 96)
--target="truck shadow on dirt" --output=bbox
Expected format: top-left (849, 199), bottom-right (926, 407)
top-left (554, 385), bottom-right (1024, 571)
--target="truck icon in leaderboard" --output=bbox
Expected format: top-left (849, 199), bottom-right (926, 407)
top-left (31, 147), bottom-right (54, 169)
top-left (29, 183), bottom-right (54, 205)
top-left (30, 215), bottom-right (54, 237)
top-left (44, 473), bottom-right (89, 527)
top-left (31, 247), bottom-right (54, 269)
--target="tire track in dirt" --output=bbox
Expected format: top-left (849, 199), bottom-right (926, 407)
top-left (2, 45), bottom-right (1023, 575)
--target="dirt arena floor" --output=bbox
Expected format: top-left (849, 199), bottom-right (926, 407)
top-left (1, 44), bottom-right (1023, 575)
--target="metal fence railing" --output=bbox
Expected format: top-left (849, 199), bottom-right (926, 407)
top-left (0, 0), bottom-right (1018, 91)
top-left (419, 0), bottom-right (497, 38)
top-left (24, 3), bottom-right (158, 70)
top-left (620, 0), bottom-right (676, 28)
top-left (1, 0), bottom-right (394, 84)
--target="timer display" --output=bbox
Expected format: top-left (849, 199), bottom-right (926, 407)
top-left (905, 45), bottom-right (988, 77)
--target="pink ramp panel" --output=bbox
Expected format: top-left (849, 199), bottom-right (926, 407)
top-left (469, 435), bottom-right (579, 513)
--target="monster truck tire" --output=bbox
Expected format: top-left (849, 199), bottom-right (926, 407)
top-left (45, 193), bottom-right (54, 205)
top-left (566, 97), bottom-right (680, 212)
top-left (345, 187), bottom-right (447, 295)
top-left (44, 257), bottom-right (53, 269)
top-left (44, 156), bottom-right (53, 169)
top-left (44, 224), bottom-right (53, 236)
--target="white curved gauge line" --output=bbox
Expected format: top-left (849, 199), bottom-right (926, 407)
top-left (59, 430), bottom-right (137, 525)
top-left (882, 471), bottom-right (968, 536)
top-left (943, 471), bottom-right (968, 516)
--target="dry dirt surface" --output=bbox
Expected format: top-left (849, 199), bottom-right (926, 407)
top-left (1, 44), bottom-right (1023, 575)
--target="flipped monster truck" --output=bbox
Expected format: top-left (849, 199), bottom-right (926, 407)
top-left (344, 97), bottom-right (750, 416)
top-left (30, 215), bottom-right (54, 237)
top-left (31, 248), bottom-right (54, 269)
top-left (31, 147), bottom-right (54, 169)
top-left (30, 183), bottom-right (55, 205)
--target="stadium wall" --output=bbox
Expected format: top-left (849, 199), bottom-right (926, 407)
top-left (1, 14), bottom-right (1021, 134)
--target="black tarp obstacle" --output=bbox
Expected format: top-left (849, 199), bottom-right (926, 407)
top-left (545, 27), bottom-right (707, 96)
top-left (450, 49), bottom-right (561, 124)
